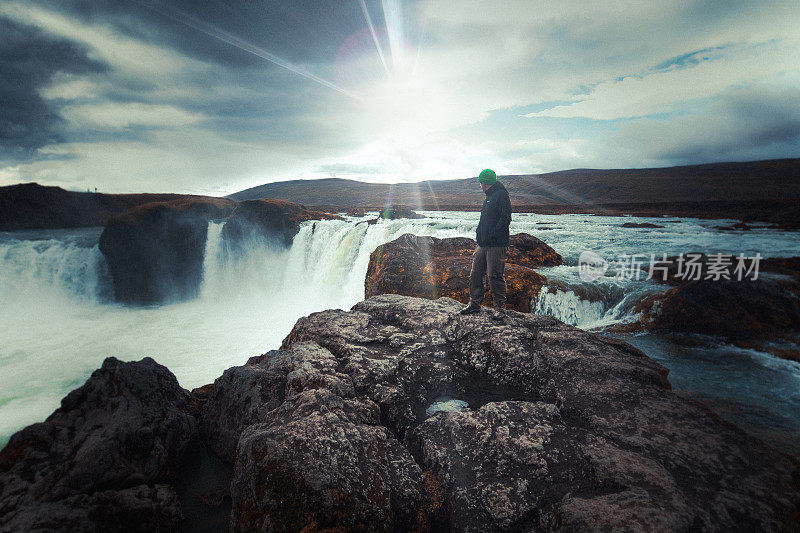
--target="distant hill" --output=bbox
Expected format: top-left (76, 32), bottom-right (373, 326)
top-left (2, 159), bottom-right (799, 231)
top-left (228, 158), bottom-right (800, 227)
top-left (230, 158), bottom-right (800, 209)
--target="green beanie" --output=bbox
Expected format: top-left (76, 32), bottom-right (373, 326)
top-left (478, 168), bottom-right (497, 184)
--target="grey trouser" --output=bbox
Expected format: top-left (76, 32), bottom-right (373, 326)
top-left (469, 245), bottom-right (508, 310)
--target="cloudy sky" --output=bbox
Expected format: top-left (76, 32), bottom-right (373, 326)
top-left (1, 0), bottom-right (798, 194)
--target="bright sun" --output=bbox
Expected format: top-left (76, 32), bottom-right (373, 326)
top-left (360, 74), bottom-right (457, 144)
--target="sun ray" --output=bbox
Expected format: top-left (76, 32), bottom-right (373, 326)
top-left (357, 0), bottom-right (390, 76)
top-left (381, 0), bottom-right (405, 74)
top-left (137, 1), bottom-right (362, 101)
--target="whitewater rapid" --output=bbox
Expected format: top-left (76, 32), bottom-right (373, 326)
top-left (1, 212), bottom-right (799, 452)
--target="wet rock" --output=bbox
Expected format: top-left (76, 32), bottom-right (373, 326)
top-left (715, 221), bottom-right (752, 231)
top-left (364, 233), bottom-right (562, 312)
top-left (99, 197), bottom-right (235, 304)
top-left (280, 294), bottom-right (800, 531)
top-left (620, 222), bottom-right (664, 228)
top-left (631, 278), bottom-right (800, 341)
top-left (221, 198), bottom-right (342, 249)
top-left (378, 204), bottom-right (426, 219)
top-left (0, 357), bottom-right (197, 532)
top-left (626, 254), bottom-right (800, 358)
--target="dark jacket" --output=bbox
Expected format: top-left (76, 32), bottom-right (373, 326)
top-left (476, 181), bottom-right (512, 247)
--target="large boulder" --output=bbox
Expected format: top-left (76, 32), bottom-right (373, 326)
top-left (364, 233), bottom-right (562, 312)
top-left (204, 342), bottom-right (433, 531)
top-left (625, 253), bottom-right (800, 360)
top-left (221, 199), bottom-right (343, 249)
top-left (200, 319), bottom-right (444, 530)
top-left (278, 294), bottom-right (800, 531)
top-left (633, 278), bottom-right (800, 339)
top-left (0, 357), bottom-right (197, 532)
top-left (99, 197), bottom-right (235, 304)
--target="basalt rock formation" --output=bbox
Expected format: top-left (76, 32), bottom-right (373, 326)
top-left (1, 295), bottom-right (799, 531)
top-left (221, 198), bottom-right (343, 249)
top-left (99, 197), bottom-right (340, 305)
top-left (275, 295), bottom-right (800, 530)
top-left (99, 197), bottom-right (236, 305)
top-left (365, 233), bottom-right (562, 312)
top-left (632, 279), bottom-right (800, 338)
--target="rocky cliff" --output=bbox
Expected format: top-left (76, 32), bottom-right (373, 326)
top-left (0, 182), bottom-right (226, 231)
top-left (2, 295), bottom-right (798, 531)
top-left (99, 197), bottom-right (236, 305)
top-left (98, 197), bottom-right (341, 305)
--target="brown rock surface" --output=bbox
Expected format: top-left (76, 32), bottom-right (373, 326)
top-left (364, 233), bottom-right (562, 312)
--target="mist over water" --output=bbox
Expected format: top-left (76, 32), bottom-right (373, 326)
top-left (1, 212), bottom-right (799, 454)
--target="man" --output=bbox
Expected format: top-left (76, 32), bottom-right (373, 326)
top-left (459, 168), bottom-right (512, 320)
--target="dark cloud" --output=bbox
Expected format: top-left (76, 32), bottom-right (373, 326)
top-left (0, 16), bottom-right (106, 160)
top-left (610, 88), bottom-right (800, 165)
top-left (37, 0), bottom-right (378, 67)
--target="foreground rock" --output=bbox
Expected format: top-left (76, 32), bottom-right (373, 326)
top-left (221, 198), bottom-right (343, 249)
top-left (218, 343), bottom-right (433, 531)
top-left (3, 296), bottom-right (799, 531)
top-left (0, 358), bottom-right (196, 531)
top-left (99, 197), bottom-right (235, 304)
top-left (365, 233), bottom-right (562, 312)
top-left (277, 295), bottom-right (800, 530)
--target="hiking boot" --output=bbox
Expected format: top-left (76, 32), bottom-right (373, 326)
top-left (459, 303), bottom-right (481, 315)
top-left (491, 309), bottom-right (506, 321)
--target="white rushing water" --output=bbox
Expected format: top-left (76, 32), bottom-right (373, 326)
top-left (1, 212), bottom-right (799, 449)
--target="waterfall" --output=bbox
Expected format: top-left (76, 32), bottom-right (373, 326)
top-left (200, 221), bottom-right (225, 298)
top-left (0, 231), bottom-right (110, 305)
top-left (533, 286), bottom-right (606, 328)
top-left (197, 217), bottom-right (452, 311)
